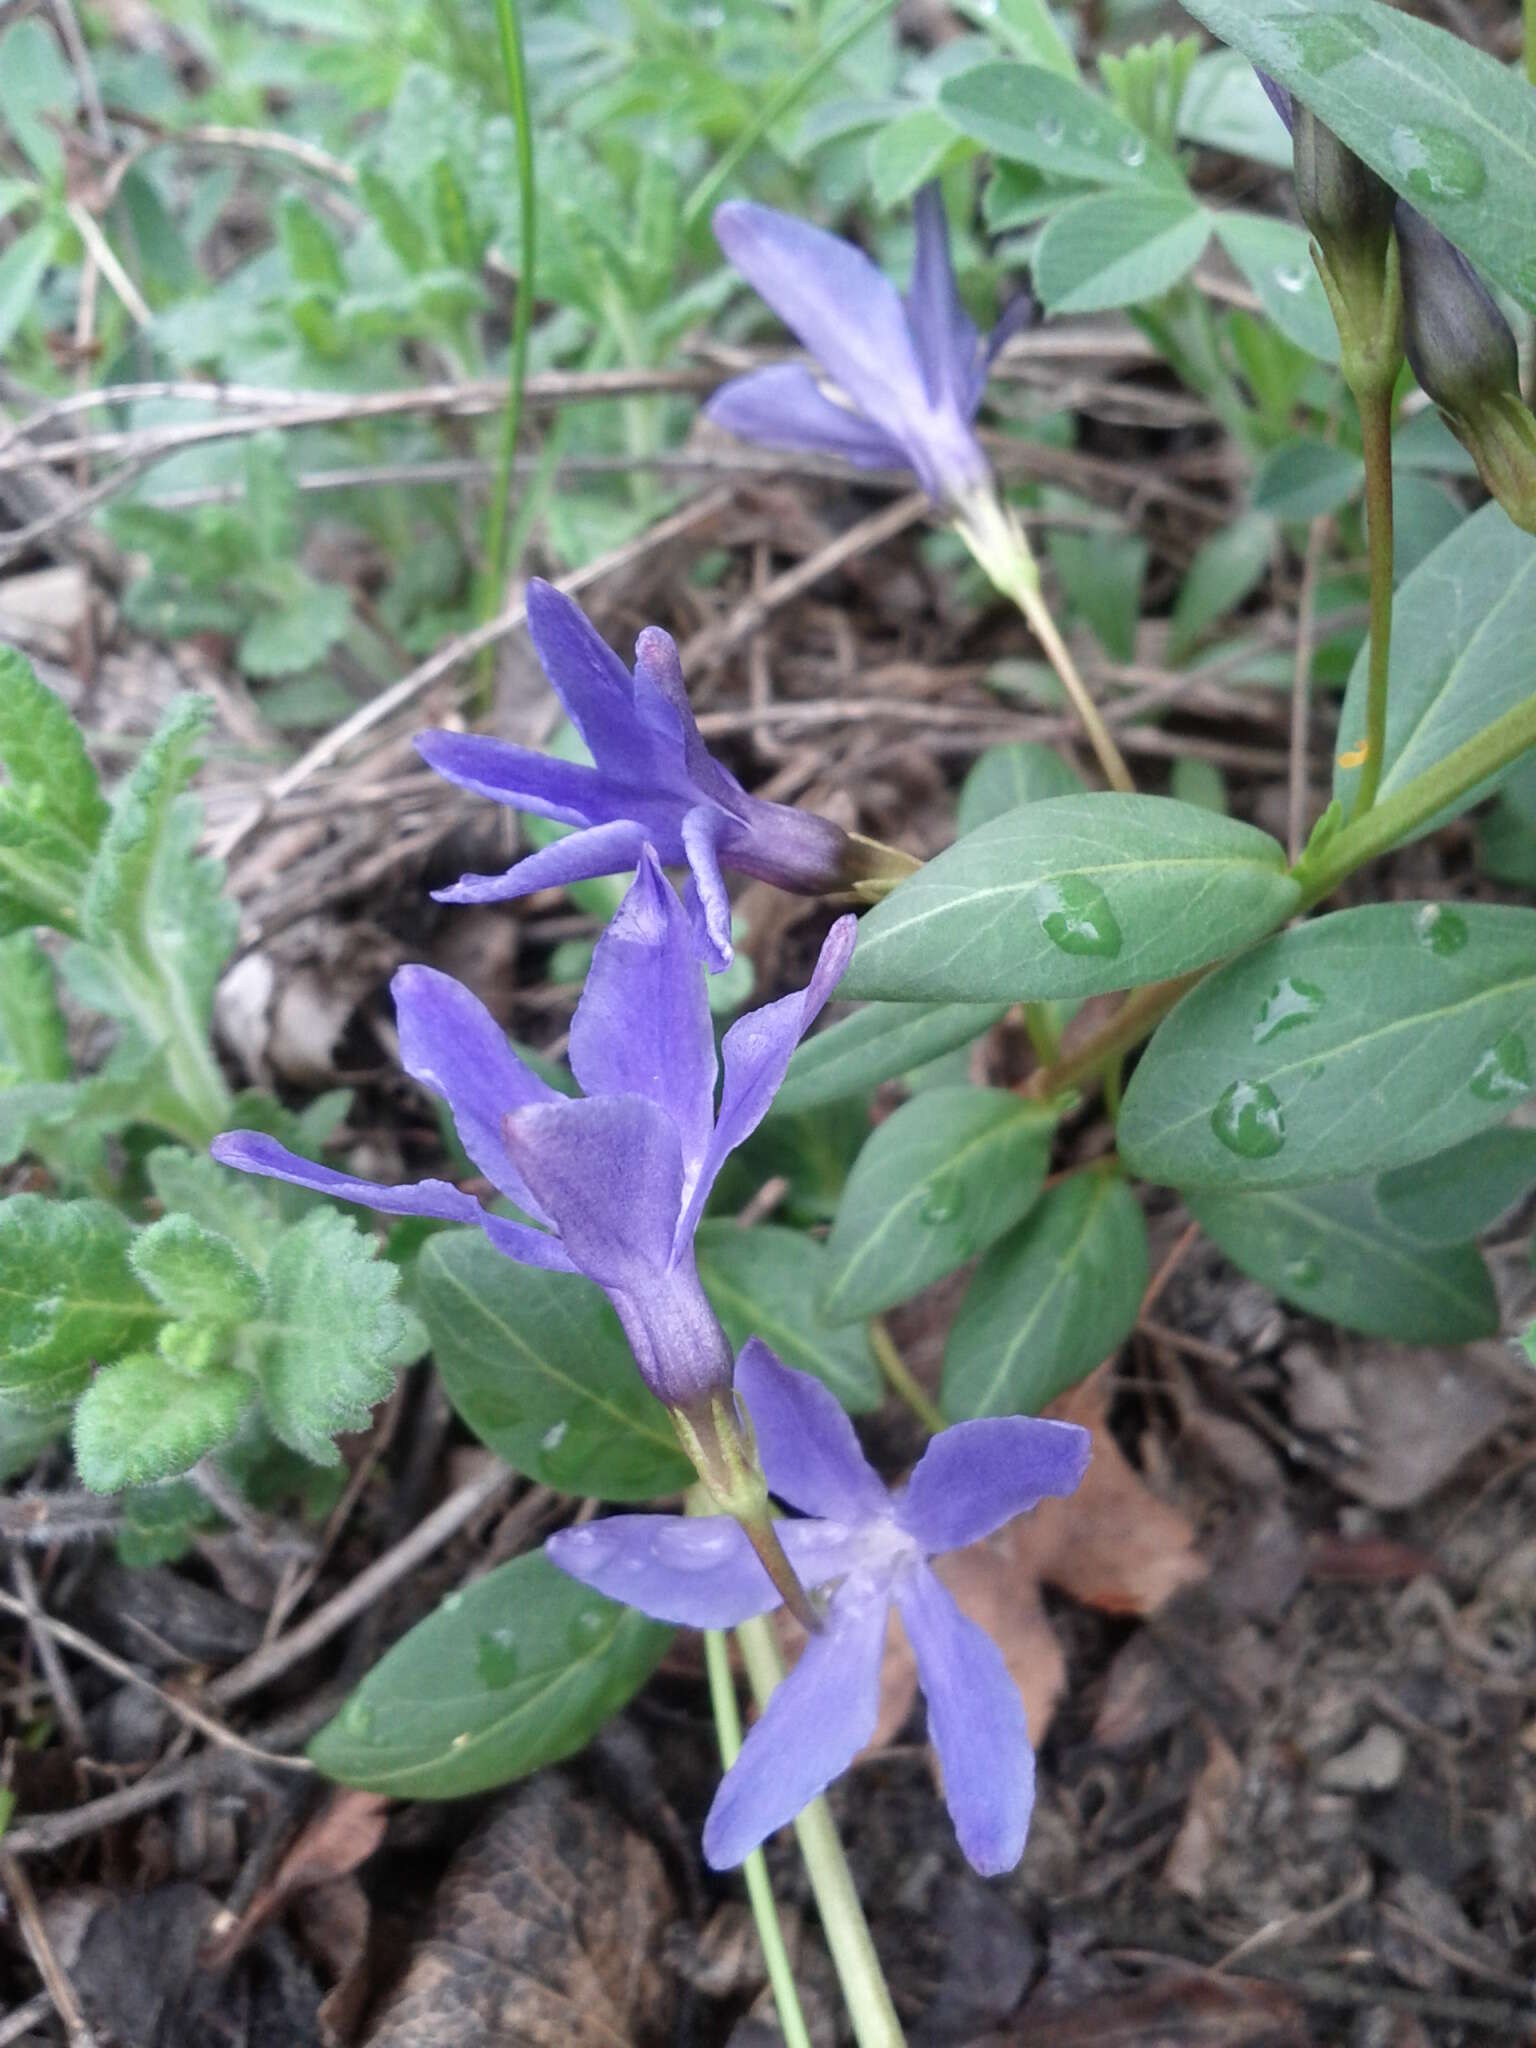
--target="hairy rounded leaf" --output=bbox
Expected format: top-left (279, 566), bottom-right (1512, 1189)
top-left (943, 1173), bottom-right (1148, 1418)
top-left (1187, 1181), bottom-right (1497, 1343)
top-left (843, 795), bottom-right (1299, 1002)
top-left (419, 1228), bottom-right (691, 1500)
top-left (308, 1550), bottom-right (672, 1797)
top-left (694, 1222), bottom-right (880, 1411)
top-left (131, 1214), bottom-right (264, 1325)
top-left (0, 646), bottom-right (108, 934)
top-left (0, 1195), bottom-right (162, 1409)
top-left (822, 1087), bottom-right (1054, 1323)
top-left (73, 1353), bottom-right (251, 1492)
top-left (1119, 903), bottom-right (1536, 1191)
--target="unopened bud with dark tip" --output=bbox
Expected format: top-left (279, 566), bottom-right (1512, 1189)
top-left (1293, 107), bottom-right (1395, 279)
top-left (1396, 203), bottom-right (1536, 534)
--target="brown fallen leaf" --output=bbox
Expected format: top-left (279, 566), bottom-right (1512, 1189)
top-left (363, 1775), bottom-right (674, 2048)
top-left (980, 1970), bottom-right (1309, 2046)
top-left (204, 1789), bottom-right (388, 1969)
top-left (1163, 1726), bottom-right (1243, 1900)
top-left (1330, 1346), bottom-right (1513, 1509)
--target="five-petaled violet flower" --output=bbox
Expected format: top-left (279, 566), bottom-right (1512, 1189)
top-left (415, 579), bottom-right (906, 971)
top-left (548, 1341), bottom-right (1091, 1876)
top-left (211, 851), bottom-right (854, 1413)
top-left (708, 184), bottom-right (1022, 509)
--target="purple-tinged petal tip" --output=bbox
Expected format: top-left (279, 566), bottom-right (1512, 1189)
top-left (735, 1339), bottom-right (887, 1523)
top-left (896, 1416), bottom-right (1090, 1556)
top-left (546, 1514), bottom-right (780, 1627)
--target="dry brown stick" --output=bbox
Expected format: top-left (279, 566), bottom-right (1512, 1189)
top-left (212, 487), bottom-right (731, 864)
top-left (207, 1460), bottom-right (513, 1707)
top-left (0, 1852), bottom-right (100, 2048)
top-left (0, 1990), bottom-right (55, 2046)
top-left (1288, 514), bottom-right (1330, 863)
top-left (1, 1757), bottom-right (211, 1858)
top-left (0, 1588), bottom-right (310, 1770)
top-left (9, 1552), bottom-right (88, 1751)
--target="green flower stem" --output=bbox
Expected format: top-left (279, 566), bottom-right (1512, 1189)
top-left (1346, 383), bottom-right (1395, 822)
top-left (868, 1318), bottom-right (944, 1436)
top-left (703, 1627), bottom-right (814, 2048)
top-left (735, 1614), bottom-right (907, 2048)
top-left (683, 0), bottom-right (899, 229)
top-left (954, 492), bottom-right (1135, 795)
top-left (478, 0), bottom-right (536, 637)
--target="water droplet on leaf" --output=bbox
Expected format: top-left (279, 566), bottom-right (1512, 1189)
top-left (1211, 1079), bottom-right (1286, 1159)
top-left (441, 1591), bottom-right (464, 1616)
top-left (1284, 1255), bottom-right (1322, 1288)
top-left (1267, 14), bottom-right (1378, 69)
top-left (1273, 263), bottom-right (1310, 296)
top-left (1389, 125), bottom-right (1487, 202)
top-left (475, 1628), bottom-right (520, 1688)
top-left (1413, 903), bottom-right (1469, 956)
top-left (1470, 1033), bottom-right (1531, 1103)
top-left (920, 1175), bottom-right (965, 1225)
top-left (1118, 136), bottom-right (1147, 169)
top-left (1034, 875), bottom-right (1123, 958)
top-left (1036, 115), bottom-right (1064, 148)
top-left (1252, 976), bottom-right (1325, 1044)
top-left (343, 1699), bottom-right (376, 1740)
top-left (540, 1420), bottom-right (568, 1454)
top-left (567, 1608), bottom-right (609, 1654)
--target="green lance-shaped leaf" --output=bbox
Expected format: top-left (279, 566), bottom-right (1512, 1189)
top-left (73, 1353), bottom-right (252, 1492)
top-left (1119, 902), bottom-right (1536, 1192)
top-left (956, 742), bottom-right (1085, 837)
top-left (1187, 1180), bottom-right (1497, 1344)
top-left (1335, 506), bottom-right (1536, 825)
top-left (842, 795), bottom-right (1300, 1003)
top-left (1178, 0), bottom-right (1536, 318)
top-left (694, 1222), bottom-right (881, 1410)
top-left (418, 1229), bottom-right (691, 1501)
top-left (822, 1087), bottom-right (1055, 1324)
top-left (0, 645), bottom-right (108, 934)
top-left (938, 62), bottom-right (1186, 189)
top-left (0, 1196), bottom-right (162, 1410)
top-left (775, 1000), bottom-right (1009, 1117)
top-left (943, 1171), bottom-right (1147, 1419)
top-left (308, 1550), bottom-right (673, 1798)
top-left (130, 1214), bottom-right (264, 1326)
top-left (1375, 1128), bottom-right (1536, 1247)
top-left (246, 1210), bottom-right (407, 1465)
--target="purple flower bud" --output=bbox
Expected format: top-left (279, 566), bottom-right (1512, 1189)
top-left (415, 581), bottom-right (911, 972)
top-left (1292, 106), bottom-right (1394, 273)
top-left (1395, 204), bottom-right (1520, 414)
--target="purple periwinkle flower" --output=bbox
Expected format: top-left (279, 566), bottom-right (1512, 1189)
top-left (708, 184), bottom-right (1026, 509)
top-left (212, 852), bottom-right (855, 1410)
top-left (548, 1341), bottom-right (1091, 1875)
top-left (416, 580), bottom-right (886, 971)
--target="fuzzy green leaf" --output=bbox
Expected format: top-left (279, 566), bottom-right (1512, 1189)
top-left (74, 1353), bottom-right (251, 1491)
top-left (0, 931), bottom-right (70, 1079)
top-left (0, 645), bottom-right (108, 934)
top-left (0, 1196), bottom-right (162, 1409)
top-left (246, 1210), bottom-right (406, 1464)
top-left (131, 1214), bottom-right (264, 1326)
top-left (146, 1147), bottom-right (279, 1267)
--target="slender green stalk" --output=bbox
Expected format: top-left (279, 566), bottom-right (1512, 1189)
top-left (868, 1320), bottom-right (944, 1436)
top-left (703, 1629), bottom-right (814, 2048)
top-left (735, 1616), bottom-right (907, 2048)
top-left (954, 491), bottom-right (1135, 794)
top-left (478, 0), bottom-right (536, 634)
top-left (1346, 385), bottom-right (1395, 821)
top-left (683, 0), bottom-right (899, 229)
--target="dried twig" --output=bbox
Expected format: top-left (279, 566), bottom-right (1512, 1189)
top-left (0, 1852), bottom-right (100, 2048)
top-left (9, 1551), bottom-right (88, 1751)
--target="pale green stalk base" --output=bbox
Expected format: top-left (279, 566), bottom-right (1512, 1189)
top-left (1346, 383), bottom-right (1396, 823)
top-left (735, 1615), bottom-right (907, 2048)
top-left (703, 1628), bottom-right (814, 2048)
top-left (868, 1319), bottom-right (944, 1436)
top-left (953, 491), bottom-right (1135, 795)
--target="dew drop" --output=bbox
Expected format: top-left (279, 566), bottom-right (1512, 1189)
top-left (344, 1699), bottom-right (376, 1740)
top-left (920, 1175), bottom-right (965, 1225)
top-left (1270, 14), bottom-right (1379, 70)
top-left (1118, 136), bottom-right (1147, 169)
top-left (1211, 1079), bottom-right (1286, 1159)
top-left (1033, 874), bottom-right (1123, 958)
top-left (1389, 124), bottom-right (1486, 203)
top-left (540, 1419), bottom-right (569, 1454)
top-left (1470, 1032), bottom-right (1531, 1103)
top-left (1036, 114), bottom-right (1064, 148)
top-left (1273, 263), bottom-right (1310, 296)
top-left (1252, 976), bottom-right (1325, 1045)
top-left (567, 1608), bottom-right (609, 1654)
top-left (441, 1590), bottom-right (465, 1616)
top-left (1413, 903), bottom-right (1469, 956)
top-left (475, 1627), bottom-right (520, 1688)
top-left (652, 1519), bottom-right (741, 1570)
top-left (971, 0), bottom-right (999, 16)
top-left (1284, 1254), bottom-right (1322, 1288)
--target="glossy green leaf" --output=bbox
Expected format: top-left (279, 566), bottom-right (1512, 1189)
top-left (0, 1196), bottom-right (161, 1409)
top-left (1187, 1180), bottom-right (1497, 1342)
top-left (694, 1223), bottom-right (880, 1411)
top-left (73, 1354), bottom-right (251, 1492)
top-left (776, 1000), bottom-right (1007, 1115)
top-left (868, 108), bottom-right (972, 208)
top-left (1045, 503), bottom-right (1146, 659)
top-left (822, 1087), bottom-right (1054, 1323)
top-left (1180, 0), bottom-right (1536, 316)
top-left (1214, 213), bottom-right (1339, 363)
top-left (1034, 189), bottom-right (1209, 313)
top-left (1375, 1128), bottom-right (1536, 1247)
top-left (1169, 512), bottom-right (1276, 661)
top-left (419, 1229), bottom-right (690, 1499)
top-left (309, 1551), bottom-right (672, 1797)
top-left (843, 795), bottom-right (1300, 1003)
top-left (950, 0), bottom-right (1076, 73)
top-left (1252, 440), bottom-right (1363, 521)
top-left (1335, 506), bottom-right (1536, 821)
top-left (943, 1173), bottom-right (1147, 1418)
top-left (957, 742), bottom-right (1084, 836)
top-left (1119, 902), bottom-right (1536, 1191)
top-left (939, 63), bottom-right (1185, 188)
